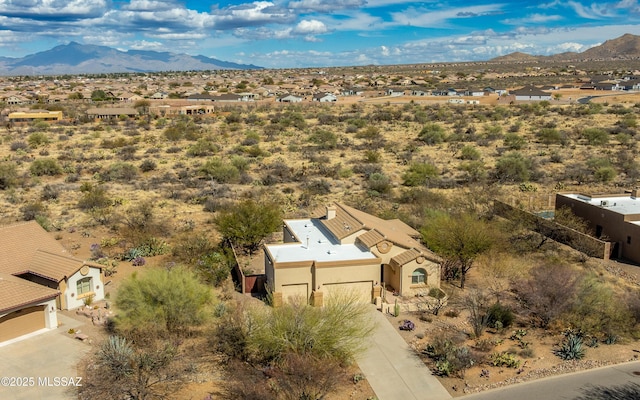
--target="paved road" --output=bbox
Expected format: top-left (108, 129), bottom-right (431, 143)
top-left (356, 306), bottom-right (452, 400)
top-left (460, 361), bottom-right (640, 400)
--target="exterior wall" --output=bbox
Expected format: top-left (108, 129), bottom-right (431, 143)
top-left (272, 265), bottom-right (313, 303)
top-left (339, 229), bottom-right (366, 244)
top-left (0, 298), bottom-right (58, 343)
top-left (556, 194), bottom-right (640, 262)
top-left (399, 259), bottom-right (440, 296)
top-left (63, 267), bottom-right (104, 310)
top-left (383, 263), bottom-right (401, 293)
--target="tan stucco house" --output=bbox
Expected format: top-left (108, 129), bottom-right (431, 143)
top-left (0, 221), bottom-right (104, 343)
top-left (264, 203), bottom-right (440, 306)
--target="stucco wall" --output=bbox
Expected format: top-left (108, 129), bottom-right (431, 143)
top-left (64, 267), bottom-right (104, 310)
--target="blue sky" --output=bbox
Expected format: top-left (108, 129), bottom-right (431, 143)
top-left (0, 0), bottom-right (639, 68)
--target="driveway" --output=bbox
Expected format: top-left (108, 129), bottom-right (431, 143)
top-left (357, 306), bottom-right (452, 400)
top-left (0, 313), bottom-right (92, 400)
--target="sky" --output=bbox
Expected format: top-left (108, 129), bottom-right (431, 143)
top-left (0, 0), bottom-right (639, 68)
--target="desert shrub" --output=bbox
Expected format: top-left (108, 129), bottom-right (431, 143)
top-left (27, 132), bottom-right (50, 147)
top-left (309, 129), bottom-right (338, 150)
top-left (423, 338), bottom-right (475, 377)
top-left (367, 172), bottom-right (391, 194)
top-left (171, 232), bottom-right (217, 264)
top-left (494, 152), bottom-right (533, 182)
top-left (514, 262), bottom-right (580, 328)
top-left (565, 276), bottom-right (635, 340)
top-left (0, 162), bottom-right (19, 189)
top-left (41, 184), bottom-right (61, 200)
top-left (195, 251), bottom-right (233, 287)
top-left (77, 185), bottom-right (111, 210)
top-left (304, 179), bottom-right (331, 195)
top-left (582, 128), bottom-right (609, 146)
top-left (460, 145), bottom-right (481, 160)
top-left (101, 162), bottom-right (138, 182)
top-left (487, 302), bottom-right (514, 330)
top-left (418, 123), bottom-right (446, 145)
top-left (402, 162), bottom-right (439, 186)
top-left (30, 158), bottom-right (62, 176)
top-left (362, 150), bottom-right (382, 163)
top-left (139, 159), bottom-right (157, 172)
top-left (21, 201), bottom-right (47, 221)
top-left (490, 352), bottom-right (521, 368)
top-left (594, 166), bottom-right (617, 182)
top-left (356, 125), bottom-right (382, 140)
top-left (536, 127), bottom-right (564, 144)
top-left (503, 133), bottom-right (526, 150)
top-left (200, 157), bottom-right (240, 183)
top-left (10, 141), bottom-right (29, 151)
top-left (459, 160), bottom-right (488, 182)
top-left (186, 138), bottom-right (219, 157)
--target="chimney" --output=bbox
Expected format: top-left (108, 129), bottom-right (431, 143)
top-left (633, 188), bottom-right (640, 199)
top-left (326, 206), bottom-right (336, 220)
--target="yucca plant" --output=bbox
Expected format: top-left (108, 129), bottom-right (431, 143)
top-left (554, 332), bottom-right (585, 360)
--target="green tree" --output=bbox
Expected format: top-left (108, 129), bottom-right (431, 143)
top-left (115, 267), bottom-right (212, 336)
top-left (422, 212), bottom-right (495, 289)
top-left (91, 90), bottom-right (108, 101)
top-left (213, 199), bottom-right (282, 254)
top-left (245, 291), bottom-right (374, 364)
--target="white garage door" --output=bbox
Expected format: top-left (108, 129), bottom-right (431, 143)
top-left (0, 305), bottom-right (46, 343)
top-left (282, 283), bottom-right (309, 304)
top-left (324, 281), bottom-right (372, 304)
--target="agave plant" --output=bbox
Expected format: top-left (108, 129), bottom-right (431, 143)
top-left (554, 332), bottom-right (585, 360)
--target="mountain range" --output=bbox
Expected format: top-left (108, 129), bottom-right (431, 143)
top-left (491, 33), bottom-right (640, 63)
top-left (0, 34), bottom-right (638, 75)
top-left (0, 42), bottom-right (262, 75)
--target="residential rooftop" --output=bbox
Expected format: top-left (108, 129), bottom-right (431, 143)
top-left (560, 193), bottom-right (640, 216)
top-left (265, 218), bottom-right (376, 264)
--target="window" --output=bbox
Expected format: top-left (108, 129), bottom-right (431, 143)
top-left (412, 268), bottom-right (427, 284)
top-left (628, 236), bottom-right (632, 245)
top-left (77, 277), bottom-right (92, 295)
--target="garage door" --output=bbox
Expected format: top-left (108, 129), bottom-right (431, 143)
top-left (282, 283), bottom-right (309, 304)
top-left (324, 281), bottom-right (372, 304)
top-left (0, 305), bottom-right (46, 342)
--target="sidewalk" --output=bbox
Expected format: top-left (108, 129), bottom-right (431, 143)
top-left (356, 306), bottom-right (452, 400)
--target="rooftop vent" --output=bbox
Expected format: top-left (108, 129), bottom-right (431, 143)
top-left (601, 200), bottom-right (610, 207)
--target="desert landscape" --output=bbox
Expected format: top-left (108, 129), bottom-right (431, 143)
top-left (2, 34), bottom-right (640, 399)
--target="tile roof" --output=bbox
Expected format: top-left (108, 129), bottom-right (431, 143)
top-left (357, 229), bottom-right (385, 248)
top-left (0, 273), bottom-right (59, 313)
top-left (391, 248), bottom-right (422, 266)
top-left (0, 221), bottom-right (99, 282)
top-left (0, 221), bottom-right (69, 276)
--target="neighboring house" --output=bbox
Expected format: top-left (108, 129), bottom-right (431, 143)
top-left (86, 107), bottom-right (138, 119)
top-left (510, 86), bottom-right (552, 101)
top-left (312, 92), bottom-right (337, 102)
top-left (0, 221), bottom-right (104, 343)
top-left (264, 203), bottom-right (440, 306)
top-left (278, 94), bottom-right (303, 103)
top-left (556, 191), bottom-right (640, 263)
top-left (8, 111), bottom-right (63, 122)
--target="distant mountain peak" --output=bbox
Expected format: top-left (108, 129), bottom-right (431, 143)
top-left (490, 33), bottom-right (640, 63)
top-left (0, 42), bottom-right (262, 75)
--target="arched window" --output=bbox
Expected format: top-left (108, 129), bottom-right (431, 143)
top-left (77, 277), bottom-right (92, 295)
top-left (412, 268), bottom-right (427, 284)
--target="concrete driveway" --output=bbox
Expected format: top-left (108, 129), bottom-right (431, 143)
top-left (357, 306), bottom-right (452, 400)
top-left (0, 313), bottom-right (91, 400)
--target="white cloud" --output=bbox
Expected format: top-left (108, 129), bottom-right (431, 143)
top-left (293, 19), bottom-right (328, 35)
top-left (502, 13), bottom-right (563, 25)
top-left (288, 0), bottom-right (365, 12)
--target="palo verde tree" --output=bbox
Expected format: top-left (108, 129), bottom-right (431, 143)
top-left (421, 212), bottom-right (495, 289)
top-left (114, 267), bottom-right (213, 337)
top-left (213, 199), bottom-right (282, 255)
